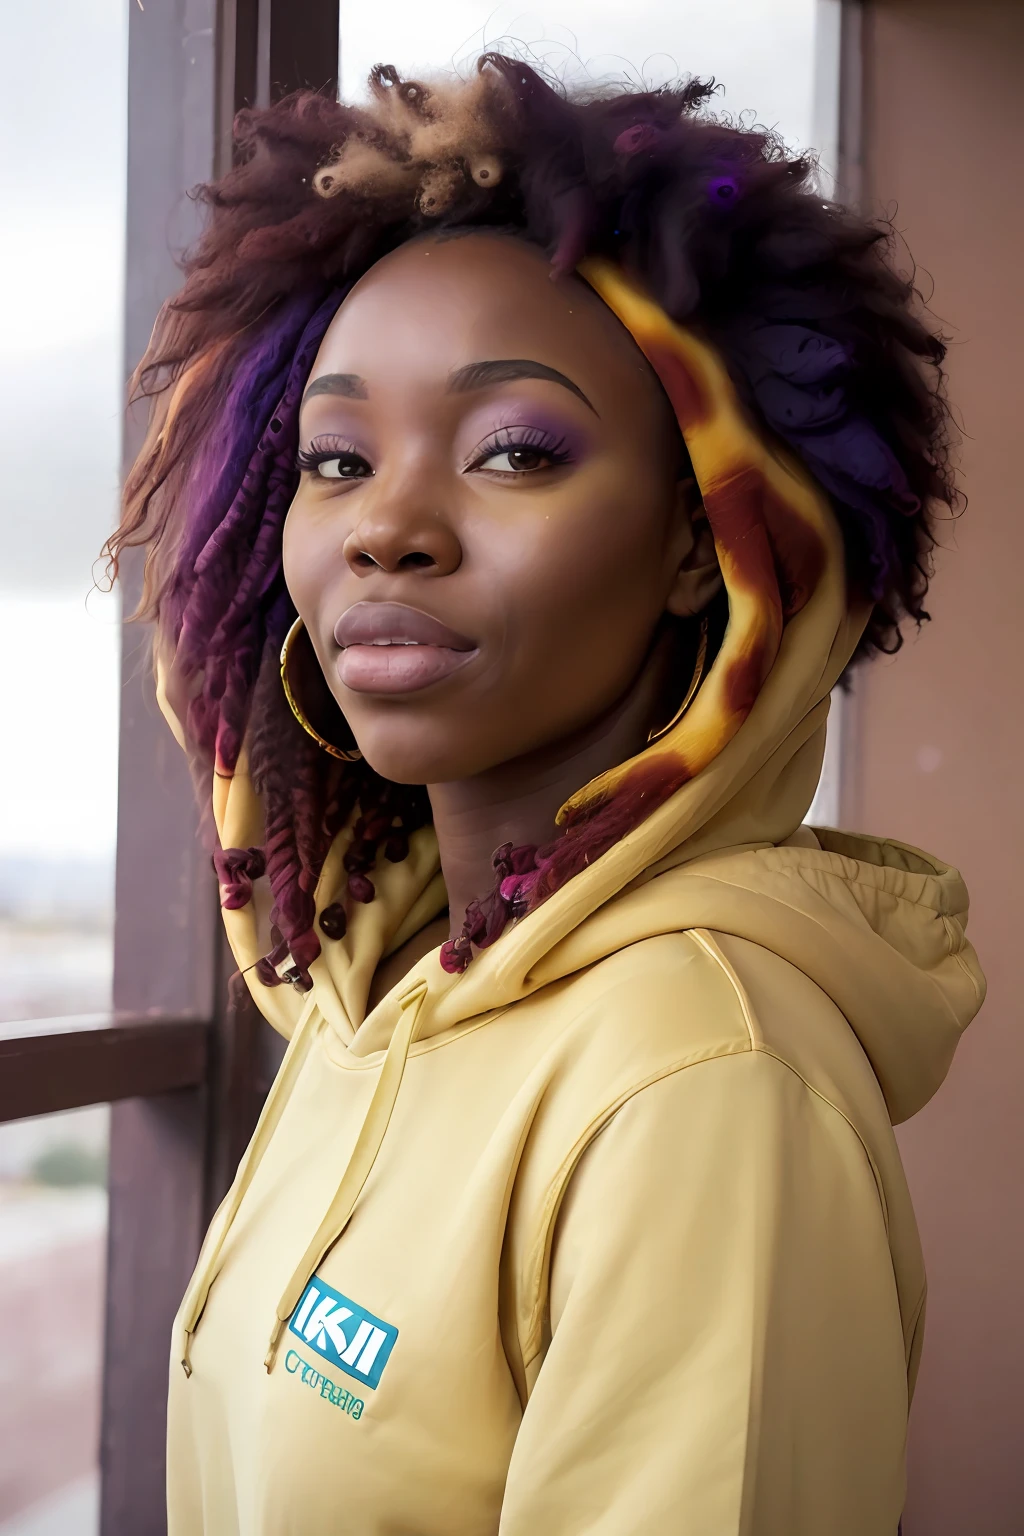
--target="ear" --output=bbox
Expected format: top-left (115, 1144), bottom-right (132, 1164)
top-left (664, 476), bottom-right (723, 618)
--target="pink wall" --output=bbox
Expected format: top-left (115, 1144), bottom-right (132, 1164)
top-left (845, 5), bottom-right (1024, 1530)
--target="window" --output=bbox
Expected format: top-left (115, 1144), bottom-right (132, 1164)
top-left (0, 0), bottom-right (125, 1526)
top-left (0, 0), bottom-right (126, 1029)
top-left (339, 0), bottom-right (827, 163)
top-left (0, 2), bottom-right (343, 1527)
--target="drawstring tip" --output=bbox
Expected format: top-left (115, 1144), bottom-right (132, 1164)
top-left (265, 1315), bottom-right (287, 1374)
top-left (181, 1331), bottom-right (194, 1378)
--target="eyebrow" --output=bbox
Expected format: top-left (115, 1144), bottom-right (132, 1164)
top-left (301, 373), bottom-right (369, 406)
top-left (299, 359), bottom-right (597, 414)
top-left (447, 359), bottom-right (597, 413)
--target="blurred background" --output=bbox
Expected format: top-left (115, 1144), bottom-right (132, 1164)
top-left (0, 2), bottom-right (1020, 1533)
top-left (1, 1), bottom-right (125, 1529)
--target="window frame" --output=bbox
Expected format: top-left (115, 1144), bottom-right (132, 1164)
top-left (0, 4), bottom-right (338, 1531)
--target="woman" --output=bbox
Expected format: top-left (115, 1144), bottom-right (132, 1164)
top-left (112, 58), bottom-right (985, 1533)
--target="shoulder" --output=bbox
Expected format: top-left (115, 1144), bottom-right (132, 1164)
top-left (506, 932), bottom-right (760, 1207)
top-left (506, 934), bottom-right (773, 1290)
top-left (536, 924), bottom-right (864, 1108)
top-left (542, 924), bottom-right (891, 1138)
top-left (507, 927), bottom-right (904, 1291)
top-left (548, 928), bottom-right (755, 1074)
top-left (505, 944), bottom-right (914, 1388)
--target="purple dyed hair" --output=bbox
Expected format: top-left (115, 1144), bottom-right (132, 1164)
top-left (107, 55), bottom-right (960, 982)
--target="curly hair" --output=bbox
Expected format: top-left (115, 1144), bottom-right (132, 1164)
top-left (107, 55), bottom-right (959, 985)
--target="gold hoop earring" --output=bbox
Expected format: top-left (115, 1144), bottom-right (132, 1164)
top-left (280, 616), bottom-right (362, 762)
top-left (647, 614), bottom-right (709, 746)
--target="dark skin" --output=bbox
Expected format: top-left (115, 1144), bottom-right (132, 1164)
top-left (282, 234), bottom-right (721, 1005)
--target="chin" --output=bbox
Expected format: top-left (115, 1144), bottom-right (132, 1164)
top-left (353, 721), bottom-right (483, 787)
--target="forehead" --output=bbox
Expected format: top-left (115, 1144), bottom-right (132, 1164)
top-left (308, 234), bottom-right (658, 400)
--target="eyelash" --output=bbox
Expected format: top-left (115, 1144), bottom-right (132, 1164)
top-left (466, 425), bottom-right (573, 473)
top-left (295, 425), bottom-right (575, 480)
top-left (296, 436), bottom-right (369, 478)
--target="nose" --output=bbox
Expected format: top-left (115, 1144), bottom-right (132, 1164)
top-left (343, 486), bottom-right (463, 579)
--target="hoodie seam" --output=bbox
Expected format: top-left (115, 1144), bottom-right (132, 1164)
top-left (517, 928), bottom-right (760, 1368)
top-left (753, 1045), bottom-right (891, 1235)
top-left (687, 926), bottom-right (891, 1235)
top-left (321, 1008), bottom-right (513, 1070)
top-left (519, 1039), bottom-right (757, 1372)
top-left (519, 1046), bottom-right (892, 1375)
top-left (681, 870), bottom-right (972, 1037)
top-left (689, 929), bottom-right (761, 1048)
top-left (905, 1280), bottom-right (928, 1372)
top-left (941, 915), bottom-right (984, 1003)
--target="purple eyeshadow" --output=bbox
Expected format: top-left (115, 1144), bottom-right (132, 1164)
top-left (467, 402), bottom-right (593, 464)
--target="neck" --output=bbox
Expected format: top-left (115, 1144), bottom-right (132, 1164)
top-left (428, 648), bottom-right (668, 940)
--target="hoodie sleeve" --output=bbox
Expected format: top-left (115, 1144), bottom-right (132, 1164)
top-left (498, 1049), bottom-right (909, 1536)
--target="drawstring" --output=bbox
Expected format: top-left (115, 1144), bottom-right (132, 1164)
top-left (180, 991), bottom-right (322, 1376)
top-left (264, 980), bottom-right (428, 1373)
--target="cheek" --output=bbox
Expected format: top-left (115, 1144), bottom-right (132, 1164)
top-left (280, 499), bottom-right (311, 605)
top-left (281, 495), bottom-right (343, 615)
top-left (473, 464), bottom-right (675, 703)
top-left (534, 467), bottom-right (670, 620)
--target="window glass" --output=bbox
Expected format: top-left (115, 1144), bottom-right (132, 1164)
top-left (339, 0), bottom-right (827, 159)
top-left (0, 0), bottom-right (128, 1024)
top-left (0, 1107), bottom-right (109, 1534)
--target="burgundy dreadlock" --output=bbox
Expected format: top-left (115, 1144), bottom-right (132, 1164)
top-left (106, 54), bottom-right (959, 983)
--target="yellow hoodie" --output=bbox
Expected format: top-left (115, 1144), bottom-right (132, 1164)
top-left (163, 268), bottom-right (985, 1534)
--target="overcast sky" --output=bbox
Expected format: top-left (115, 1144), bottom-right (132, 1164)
top-left (340, 0), bottom-right (824, 156)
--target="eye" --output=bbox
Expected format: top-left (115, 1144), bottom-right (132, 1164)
top-left (316, 454), bottom-right (371, 480)
top-left (468, 427), bottom-right (573, 477)
top-left (297, 441), bottom-right (373, 480)
top-left (476, 445), bottom-right (552, 474)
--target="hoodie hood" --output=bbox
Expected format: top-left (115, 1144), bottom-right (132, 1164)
top-left (524, 826), bottom-right (983, 1127)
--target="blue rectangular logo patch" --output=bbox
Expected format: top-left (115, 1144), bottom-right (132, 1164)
top-left (289, 1276), bottom-right (398, 1391)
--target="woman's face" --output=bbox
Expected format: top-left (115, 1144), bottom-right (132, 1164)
top-left (283, 233), bottom-right (718, 786)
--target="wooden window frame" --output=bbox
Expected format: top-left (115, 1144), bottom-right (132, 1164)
top-left (0, 4), bottom-right (337, 1532)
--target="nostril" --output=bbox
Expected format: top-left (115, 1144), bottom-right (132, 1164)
top-left (352, 550), bottom-right (379, 570)
top-left (398, 551), bottom-right (436, 570)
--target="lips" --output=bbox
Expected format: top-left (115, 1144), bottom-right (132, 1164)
top-left (333, 601), bottom-right (477, 695)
